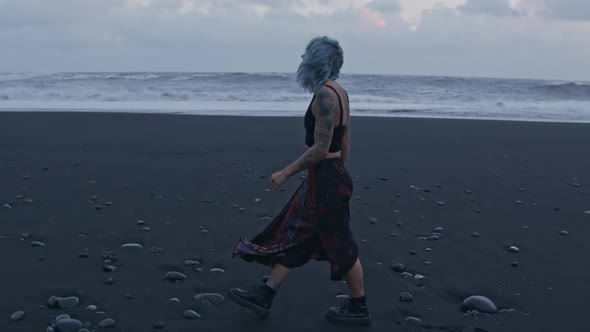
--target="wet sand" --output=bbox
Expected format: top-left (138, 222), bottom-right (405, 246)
top-left (1, 112), bottom-right (589, 331)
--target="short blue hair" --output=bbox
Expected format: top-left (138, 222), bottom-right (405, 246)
top-left (297, 36), bottom-right (344, 93)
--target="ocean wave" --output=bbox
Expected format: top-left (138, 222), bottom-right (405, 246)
top-left (355, 108), bottom-right (426, 113)
top-left (533, 82), bottom-right (590, 100)
top-left (1, 72), bottom-right (590, 122)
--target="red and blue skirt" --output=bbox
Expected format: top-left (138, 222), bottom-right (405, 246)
top-left (233, 158), bottom-right (358, 281)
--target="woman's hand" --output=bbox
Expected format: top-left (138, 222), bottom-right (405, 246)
top-left (270, 170), bottom-right (289, 190)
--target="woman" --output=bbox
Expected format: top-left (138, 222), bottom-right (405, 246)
top-left (229, 36), bottom-right (370, 326)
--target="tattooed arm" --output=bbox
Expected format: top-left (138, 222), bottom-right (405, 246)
top-left (282, 87), bottom-right (336, 178)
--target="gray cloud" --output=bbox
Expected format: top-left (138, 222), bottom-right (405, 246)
top-left (368, 0), bottom-right (401, 13)
top-left (0, 0), bottom-right (588, 80)
top-left (542, 0), bottom-right (590, 21)
top-left (0, 0), bottom-right (110, 29)
top-left (458, 0), bottom-right (524, 17)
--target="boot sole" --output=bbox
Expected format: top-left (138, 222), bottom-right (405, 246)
top-left (325, 311), bottom-right (372, 326)
top-left (228, 289), bottom-right (270, 320)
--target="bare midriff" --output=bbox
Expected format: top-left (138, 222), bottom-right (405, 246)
top-left (305, 145), bottom-right (342, 160)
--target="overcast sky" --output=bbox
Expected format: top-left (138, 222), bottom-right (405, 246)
top-left (0, 0), bottom-right (589, 80)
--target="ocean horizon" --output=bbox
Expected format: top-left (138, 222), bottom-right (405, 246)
top-left (1, 71), bottom-right (589, 123)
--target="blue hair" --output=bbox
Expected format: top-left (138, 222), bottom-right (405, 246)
top-left (296, 36), bottom-right (344, 93)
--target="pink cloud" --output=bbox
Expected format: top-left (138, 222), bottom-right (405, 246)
top-left (360, 7), bottom-right (387, 28)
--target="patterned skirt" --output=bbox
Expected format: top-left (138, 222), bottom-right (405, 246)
top-left (232, 158), bottom-right (358, 281)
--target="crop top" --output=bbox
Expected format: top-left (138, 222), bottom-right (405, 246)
top-left (304, 85), bottom-right (347, 153)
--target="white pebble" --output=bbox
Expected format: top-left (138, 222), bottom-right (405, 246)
top-left (121, 243), bottom-right (143, 249)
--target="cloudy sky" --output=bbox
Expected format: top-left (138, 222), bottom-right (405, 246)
top-left (0, 0), bottom-right (589, 80)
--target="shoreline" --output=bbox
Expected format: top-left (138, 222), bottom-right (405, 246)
top-left (1, 109), bottom-right (590, 125)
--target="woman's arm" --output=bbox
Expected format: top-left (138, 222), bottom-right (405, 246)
top-left (282, 87), bottom-right (337, 178)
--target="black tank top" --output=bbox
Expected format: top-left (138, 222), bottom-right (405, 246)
top-left (304, 85), bottom-right (347, 153)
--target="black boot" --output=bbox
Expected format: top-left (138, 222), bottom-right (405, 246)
top-left (325, 296), bottom-right (371, 326)
top-left (228, 285), bottom-right (276, 319)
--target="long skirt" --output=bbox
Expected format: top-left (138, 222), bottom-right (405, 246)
top-left (232, 158), bottom-right (358, 281)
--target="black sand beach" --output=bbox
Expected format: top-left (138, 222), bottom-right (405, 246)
top-left (1, 112), bottom-right (589, 331)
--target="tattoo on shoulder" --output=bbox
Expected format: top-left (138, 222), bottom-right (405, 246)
top-left (316, 87), bottom-right (336, 117)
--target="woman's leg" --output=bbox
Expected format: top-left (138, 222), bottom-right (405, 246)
top-left (266, 263), bottom-right (291, 289)
top-left (325, 258), bottom-right (370, 325)
top-left (344, 258), bottom-right (365, 298)
top-left (228, 243), bottom-right (311, 319)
